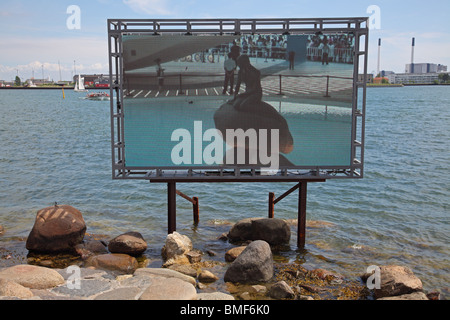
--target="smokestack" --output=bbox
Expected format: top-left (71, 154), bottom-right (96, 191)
top-left (411, 37), bottom-right (415, 73)
top-left (377, 38), bottom-right (381, 76)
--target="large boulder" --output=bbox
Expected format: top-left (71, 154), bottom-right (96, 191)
top-left (0, 264), bottom-right (65, 289)
top-left (224, 240), bottom-right (273, 283)
top-left (251, 218), bottom-right (291, 245)
top-left (227, 218), bottom-right (290, 245)
top-left (227, 218), bottom-right (258, 242)
top-left (108, 232), bottom-right (147, 256)
top-left (26, 205), bottom-right (86, 253)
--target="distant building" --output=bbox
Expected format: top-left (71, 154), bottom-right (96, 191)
top-left (380, 70), bottom-right (395, 77)
top-left (0, 81), bottom-right (14, 87)
top-left (358, 73), bottom-right (373, 83)
top-left (373, 77), bottom-right (389, 84)
top-left (388, 73), bottom-right (439, 84)
top-left (25, 78), bottom-right (53, 85)
top-left (437, 64), bottom-right (448, 73)
top-left (405, 63), bottom-right (438, 74)
top-left (73, 74), bottom-right (110, 88)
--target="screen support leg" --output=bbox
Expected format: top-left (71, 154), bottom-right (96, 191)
top-left (298, 181), bottom-right (308, 249)
top-left (168, 182), bottom-right (176, 234)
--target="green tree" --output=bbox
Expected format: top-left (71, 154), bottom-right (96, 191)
top-left (14, 76), bottom-right (21, 87)
top-left (438, 73), bottom-right (449, 83)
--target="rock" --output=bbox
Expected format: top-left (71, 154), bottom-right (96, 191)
top-left (224, 240), bottom-right (273, 283)
top-left (94, 287), bottom-right (142, 300)
top-left (363, 265), bottom-right (423, 299)
top-left (227, 218), bottom-right (260, 242)
top-left (225, 246), bottom-right (246, 262)
top-left (426, 291), bottom-right (441, 300)
top-left (227, 218), bottom-right (290, 245)
top-left (377, 291), bottom-right (428, 300)
top-left (186, 250), bottom-right (202, 264)
top-left (74, 240), bottom-right (108, 260)
top-left (26, 205), bottom-right (86, 253)
top-left (269, 280), bottom-right (295, 299)
top-left (139, 276), bottom-right (197, 300)
top-left (108, 232), bottom-right (147, 256)
top-left (206, 250), bottom-right (217, 256)
top-left (134, 268), bottom-right (196, 286)
top-left (251, 219), bottom-right (291, 245)
top-left (161, 232), bottom-right (193, 262)
top-left (167, 264), bottom-right (198, 278)
top-left (86, 254), bottom-right (138, 274)
top-left (0, 279), bottom-right (34, 298)
top-left (51, 278), bottom-right (112, 298)
top-left (0, 264), bottom-right (65, 289)
top-left (197, 292), bottom-right (235, 300)
top-left (239, 292), bottom-right (252, 300)
top-left (299, 284), bottom-right (326, 293)
top-left (0, 225), bottom-right (4, 235)
top-left (198, 270), bottom-right (219, 283)
top-left (312, 268), bottom-right (344, 282)
top-left (217, 233), bottom-right (228, 241)
top-left (250, 285), bottom-right (267, 294)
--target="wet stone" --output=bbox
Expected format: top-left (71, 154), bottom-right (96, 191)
top-left (51, 279), bottom-right (112, 298)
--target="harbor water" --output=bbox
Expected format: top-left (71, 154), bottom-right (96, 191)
top-left (0, 86), bottom-right (448, 295)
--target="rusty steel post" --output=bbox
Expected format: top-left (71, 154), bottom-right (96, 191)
top-left (193, 197), bottom-right (199, 225)
top-left (168, 182), bottom-right (176, 234)
top-left (268, 192), bottom-right (275, 218)
top-left (298, 182), bottom-right (308, 248)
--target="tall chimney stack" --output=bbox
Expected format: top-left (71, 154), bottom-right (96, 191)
top-left (410, 37), bottom-right (415, 73)
top-left (377, 38), bottom-right (381, 76)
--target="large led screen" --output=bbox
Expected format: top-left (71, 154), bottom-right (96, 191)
top-left (121, 32), bottom-right (355, 172)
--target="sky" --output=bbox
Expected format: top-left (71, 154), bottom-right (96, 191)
top-left (1, 0), bottom-right (449, 81)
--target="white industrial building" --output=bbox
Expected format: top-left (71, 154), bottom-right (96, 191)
top-left (388, 72), bottom-right (439, 84)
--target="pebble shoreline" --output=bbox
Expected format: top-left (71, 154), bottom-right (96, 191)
top-left (0, 213), bottom-right (443, 301)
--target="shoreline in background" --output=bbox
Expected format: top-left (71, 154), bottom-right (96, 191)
top-left (1, 83), bottom-right (449, 90)
top-left (0, 86), bottom-right (109, 90)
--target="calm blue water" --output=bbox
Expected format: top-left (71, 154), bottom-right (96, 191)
top-left (0, 87), bottom-right (448, 295)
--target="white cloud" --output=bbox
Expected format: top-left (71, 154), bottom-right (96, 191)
top-left (0, 35), bottom-right (108, 80)
top-left (123, 0), bottom-right (172, 15)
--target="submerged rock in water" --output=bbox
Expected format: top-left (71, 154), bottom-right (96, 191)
top-left (26, 205), bottom-right (86, 253)
top-left (362, 265), bottom-right (423, 299)
top-left (108, 232), bottom-right (147, 257)
top-left (227, 218), bottom-right (291, 245)
top-left (251, 218), bottom-right (291, 245)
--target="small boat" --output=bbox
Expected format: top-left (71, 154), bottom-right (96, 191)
top-left (86, 91), bottom-right (110, 101)
top-left (74, 74), bottom-right (88, 92)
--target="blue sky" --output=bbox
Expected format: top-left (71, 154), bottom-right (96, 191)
top-left (1, 0), bottom-right (449, 81)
